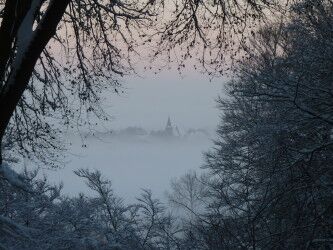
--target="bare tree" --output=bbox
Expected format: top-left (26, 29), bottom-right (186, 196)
top-left (0, 0), bottom-right (166, 166)
top-left (203, 1), bottom-right (333, 248)
top-left (0, 0), bottom-right (283, 167)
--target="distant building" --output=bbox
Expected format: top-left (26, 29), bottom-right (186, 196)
top-left (184, 128), bottom-right (210, 138)
top-left (150, 116), bottom-right (180, 137)
top-left (165, 117), bottom-right (174, 136)
top-left (117, 126), bottom-right (147, 136)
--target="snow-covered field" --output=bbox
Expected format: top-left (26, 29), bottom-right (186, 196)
top-left (42, 133), bottom-right (214, 202)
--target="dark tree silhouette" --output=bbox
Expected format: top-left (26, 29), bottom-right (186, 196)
top-left (0, 0), bottom-right (278, 166)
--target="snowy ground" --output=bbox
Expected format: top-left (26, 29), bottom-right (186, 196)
top-left (42, 133), bottom-right (214, 202)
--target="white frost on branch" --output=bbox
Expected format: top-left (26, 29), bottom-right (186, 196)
top-left (12, 0), bottom-right (43, 76)
top-left (0, 162), bottom-right (30, 191)
top-left (0, 215), bottom-right (31, 240)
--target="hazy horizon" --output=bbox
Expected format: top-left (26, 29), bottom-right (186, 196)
top-left (105, 70), bottom-right (225, 131)
top-left (36, 71), bottom-right (226, 202)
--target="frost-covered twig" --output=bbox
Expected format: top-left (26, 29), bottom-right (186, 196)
top-left (0, 215), bottom-right (31, 240)
top-left (0, 162), bottom-right (31, 192)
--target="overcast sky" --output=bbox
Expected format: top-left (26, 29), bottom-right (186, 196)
top-left (46, 71), bottom-right (227, 200)
top-left (104, 70), bottom-right (226, 131)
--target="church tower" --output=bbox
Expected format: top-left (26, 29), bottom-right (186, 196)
top-left (165, 116), bottom-right (174, 136)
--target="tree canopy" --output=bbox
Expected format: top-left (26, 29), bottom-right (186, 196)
top-left (0, 0), bottom-right (332, 248)
top-left (0, 0), bottom-right (279, 165)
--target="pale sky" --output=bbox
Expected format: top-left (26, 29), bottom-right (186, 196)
top-left (45, 70), bottom-right (227, 200)
top-left (104, 70), bottom-right (226, 131)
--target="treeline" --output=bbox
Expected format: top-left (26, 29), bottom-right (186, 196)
top-left (1, 0), bottom-right (332, 249)
top-left (1, 168), bottom-right (183, 249)
top-left (177, 1), bottom-right (333, 248)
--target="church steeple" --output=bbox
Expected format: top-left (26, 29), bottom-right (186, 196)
top-left (165, 116), bottom-right (173, 136)
top-left (166, 116), bottom-right (172, 128)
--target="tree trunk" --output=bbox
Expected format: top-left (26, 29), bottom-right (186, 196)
top-left (0, 0), bottom-right (33, 83)
top-left (0, 0), bottom-right (70, 164)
